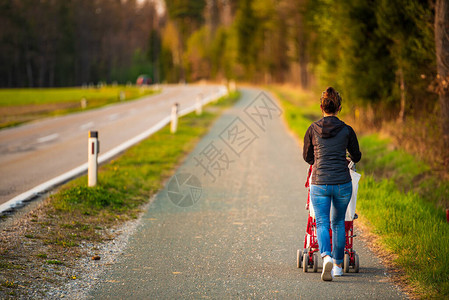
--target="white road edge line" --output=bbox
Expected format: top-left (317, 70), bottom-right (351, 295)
top-left (108, 113), bottom-right (119, 121)
top-left (80, 122), bottom-right (94, 130)
top-left (0, 87), bottom-right (228, 214)
top-left (37, 133), bottom-right (59, 143)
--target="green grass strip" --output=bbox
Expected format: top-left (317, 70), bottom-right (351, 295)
top-left (358, 176), bottom-right (449, 296)
top-left (358, 134), bottom-right (449, 209)
top-left (0, 86), bottom-right (155, 106)
top-left (269, 85), bottom-right (449, 298)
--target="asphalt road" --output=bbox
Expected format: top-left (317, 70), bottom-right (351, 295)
top-left (0, 84), bottom-right (223, 206)
top-left (88, 88), bottom-right (407, 299)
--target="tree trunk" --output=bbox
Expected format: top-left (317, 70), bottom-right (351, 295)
top-left (296, 4), bottom-right (308, 89)
top-left (206, 0), bottom-right (219, 39)
top-left (435, 0), bottom-right (449, 162)
top-left (38, 55), bottom-right (46, 87)
top-left (49, 60), bottom-right (55, 87)
top-left (298, 41), bottom-right (308, 89)
top-left (398, 66), bottom-right (406, 122)
top-left (26, 57), bottom-right (34, 88)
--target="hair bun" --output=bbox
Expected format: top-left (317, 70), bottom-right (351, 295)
top-left (325, 87), bottom-right (336, 97)
top-left (320, 86), bottom-right (342, 114)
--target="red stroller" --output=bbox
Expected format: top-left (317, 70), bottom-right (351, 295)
top-left (297, 164), bottom-right (361, 273)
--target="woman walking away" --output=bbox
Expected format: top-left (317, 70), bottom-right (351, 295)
top-left (303, 87), bottom-right (362, 281)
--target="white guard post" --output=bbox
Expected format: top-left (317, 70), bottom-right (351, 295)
top-left (229, 80), bottom-right (236, 92)
top-left (88, 131), bottom-right (99, 187)
top-left (170, 103), bottom-right (179, 133)
top-left (196, 94), bottom-right (203, 116)
top-left (81, 98), bottom-right (87, 109)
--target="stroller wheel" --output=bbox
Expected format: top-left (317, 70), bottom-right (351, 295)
top-left (354, 253), bottom-right (360, 273)
top-left (343, 253), bottom-right (350, 273)
top-left (312, 253), bottom-right (319, 272)
top-left (303, 253), bottom-right (309, 273)
top-left (297, 250), bottom-right (303, 268)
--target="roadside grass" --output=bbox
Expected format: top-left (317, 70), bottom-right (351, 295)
top-left (358, 134), bottom-right (449, 209)
top-left (0, 86), bottom-right (158, 129)
top-left (0, 90), bottom-right (240, 298)
top-left (269, 85), bottom-right (449, 298)
top-left (357, 177), bottom-right (449, 297)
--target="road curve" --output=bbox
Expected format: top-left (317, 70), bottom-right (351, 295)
top-left (0, 84), bottom-right (225, 209)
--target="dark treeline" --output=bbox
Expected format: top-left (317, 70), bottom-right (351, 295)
top-left (1, 0), bottom-right (448, 160)
top-left (0, 0), bottom-right (158, 87)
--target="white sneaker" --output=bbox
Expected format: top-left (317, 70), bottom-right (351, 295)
top-left (332, 265), bottom-right (343, 277)
top-left (321, 256), bottom-right (333, 281)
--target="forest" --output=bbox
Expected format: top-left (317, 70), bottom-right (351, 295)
top-left (0, 0), bottom-right (448, 165)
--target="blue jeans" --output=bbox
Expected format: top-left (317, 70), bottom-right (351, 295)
top-left (310, 182), bottom-right (352, 265)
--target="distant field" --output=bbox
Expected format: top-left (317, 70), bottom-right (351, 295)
top-left (0, 86), bottom-right (158, 129)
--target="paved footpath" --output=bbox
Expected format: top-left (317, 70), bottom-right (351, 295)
top-left (89, 88), bottom-right (407, 299)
